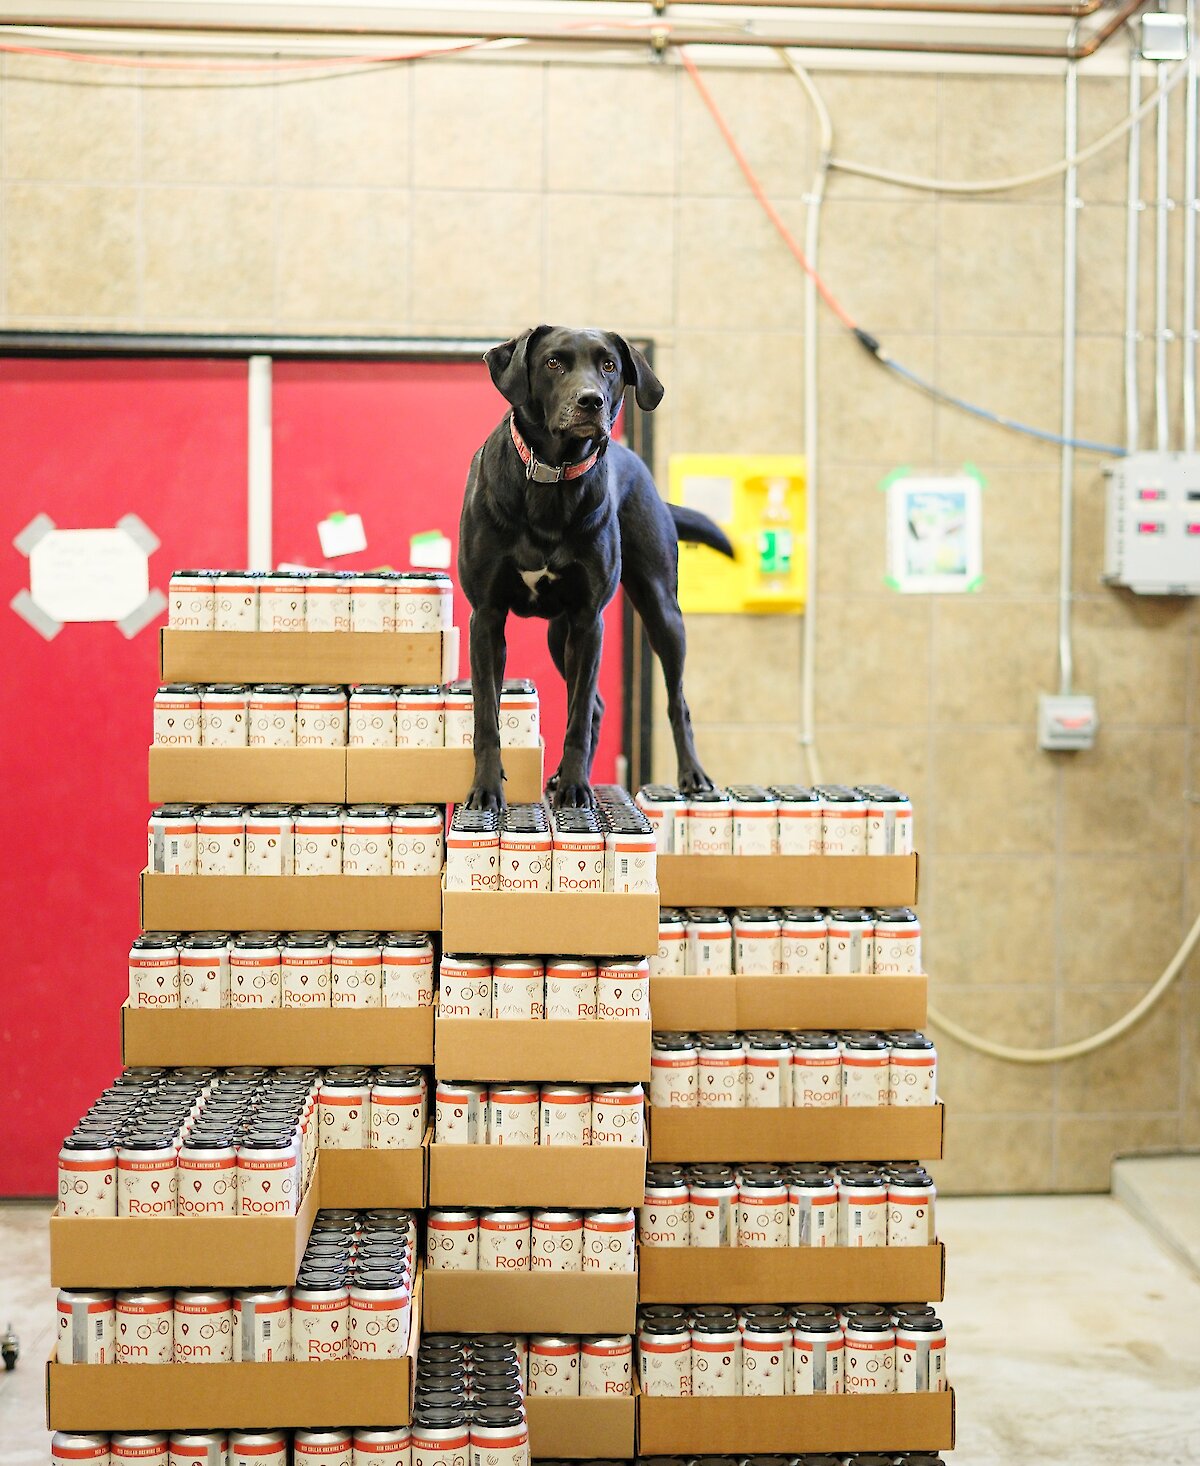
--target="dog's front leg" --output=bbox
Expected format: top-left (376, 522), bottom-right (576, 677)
top-left (466, 606), bottom-right (507, 811)
top-left (554, 613), bottom-right (604, 809)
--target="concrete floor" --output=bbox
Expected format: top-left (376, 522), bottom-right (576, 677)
top-left (3, 1190), bottom-right (1199, 1464)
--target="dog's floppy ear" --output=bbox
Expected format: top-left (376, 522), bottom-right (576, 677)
top-left (485, 325), bottom-right (550, 408)
top-left (611, 334), bottom-right (664, 412)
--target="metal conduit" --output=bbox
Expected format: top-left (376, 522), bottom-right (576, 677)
top-left (1125, 30), bottom-right (1143, 453)
top-left (1184, 0), bottom-right (1198, 451)
top-left (1155, 43), bottom-right (1172, 452)
top-left (1059, 22), bottom-right (1081, 695)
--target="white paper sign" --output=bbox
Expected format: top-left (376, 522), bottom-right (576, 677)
top-left (317, 512), bottom-right (368, 558)
top-left (886, 472), bottom-right (983, 594)
top-left (29, 528), bottom-right (150, 622)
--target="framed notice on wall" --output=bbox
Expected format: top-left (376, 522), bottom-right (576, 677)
top-left (884, 468), bottom-right (983, 594)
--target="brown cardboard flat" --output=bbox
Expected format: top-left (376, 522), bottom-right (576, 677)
top-left (526, 1396), bottom-right (635, 1458)
top-left (319, 1143), bottom-right (427, 1209)
top-left (148, 746), bottom-right (347, 803)
top-left (655, 854), bottom-right (919, 909)
top-left (441, 890), bottom-right (660, 957)
top-left (649, 1104), bottom-right (945, 1162)
top-left (429, 1145), bottom-right (647, 1208)
top-left (347, 745), bottom-right (544, 804)
top-left (49, 1159), bottom-right (322, 1289)
top-left (141, 871), bottom-right (443, 931)
top-left (637, 1243), bottom-right (945, 1303)
top-left (636, 1390), bottom-right (955, 1454)
top-left (648, 976), bottom-right (928, 1032)
top-left (122, 1004), bottom-right (434, 1067)
top-left (45, 1275), bottom-right (420, 1430)
top-left (160, 627), bottom-right (458, 685)
top-left (422, 1270), bottom-right (637, 1334)
top-left (435, 1018), bottom-right (651, 1082)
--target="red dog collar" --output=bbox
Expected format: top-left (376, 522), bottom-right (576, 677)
top-left (510, 415), bottom-right (601, 484)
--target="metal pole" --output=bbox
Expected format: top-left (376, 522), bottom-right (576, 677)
top-left (1059, 31), bottom-right (1080, 696)
top-left (1155, 50), bottom-right (1173, 451)
top-left (1183, 0), bottom-right (1198, 450)
top-left (248, 354), bottom-right (273, 571)
top-left (1124, 35), bottom-right (1143, 454)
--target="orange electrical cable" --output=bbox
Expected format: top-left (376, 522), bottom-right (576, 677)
top-left (0, 34), bottom-right (496, 72)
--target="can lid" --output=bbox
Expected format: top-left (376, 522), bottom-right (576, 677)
top-left (727, 785), bottom-right (774, 802)
top-left (733, 907), bottom-right (783, 923)
top-left (179, 932), bottom-right (232, 949)
top-left (300, 684), bottom-right (346, 694)
top-left (769, 784), bottom-right (819, 803)
top-left (651, 1032), bottom-right (697, 1053)
top-left (687, 1163), bottom-right (736, 1185)
top-left (471, 1406), bottom-right (524, 1428)
top-left (875, 907), bottom-right (918, 924)
top-left (150, 804), bottom-right (198, 820)
top-left (637, 785), bottom-right (684, 803)
top-left (895, 1313), bottom-right (943, 1331)
top-left (781, 906), bottom-right (826, 922)
top-left (886, 1029), bottom-right (934, 1050)
top-left (857, 784), bottom-right (909, 803)
top-left (283, 930), bottom-right (334, 948)
top-left (233, 931), bottom-right (282, 949)
top-left (815, 785), bottom-right (863, 803)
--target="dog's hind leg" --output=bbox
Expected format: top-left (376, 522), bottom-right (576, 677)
top-left (623, 576), bottom-right (713, 795)
top-left (545, 615), bottom-right (605, 794)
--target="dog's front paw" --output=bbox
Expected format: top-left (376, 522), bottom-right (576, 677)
top-left (551, 778), bottom-right (594, 810)
top-left (677, 763), bottom-right (715, 795)
top-left (544, 767), bottom-right (561, 797)
top-left (465, 782), bottom-right (506, 813)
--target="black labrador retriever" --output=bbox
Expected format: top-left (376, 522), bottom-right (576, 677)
top-left (458, 324), bottom-right (733, 810)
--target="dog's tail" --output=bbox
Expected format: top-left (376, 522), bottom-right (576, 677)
top-left (669, 503), bottom-right (735, 558)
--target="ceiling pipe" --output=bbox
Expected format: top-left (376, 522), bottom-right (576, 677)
top-left (0, 0), bottom-right (1149, 59)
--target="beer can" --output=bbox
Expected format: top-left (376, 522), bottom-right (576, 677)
top-left (469, 1408), bottom-right (527, 1466)
top-left (394, 571), bottom-right (452, 633)
top-left (650, 1033), bottom-right (698, 1110)
top-left (352, 1428), bottom-right (411, 1466)
top-left (697, 1033), bottom-right (746, 1109)
top-left (744, 1032), bottom-right (791, 1108)
top-left (772, 785), bottom-right (823, 856)
top-left (733, 907), bottom-right (783, 977)
top-left (888, 1031), bottom-right (938, 1106)
top-left (177, 1135), bottom-right (237, 1216)
top-left (637, 1316), bottom-right (691, 1397)
top-left (214, 571), bottom-right (259, 632)
top-left (862, 785), bottom-right (914, 856)
top-left (791, 1315), bottom-right (843, 1395)
top-left (230, 1431), bottom-right (288, 1466)
top-left (351, 574), bottom-right (394, 633)
top-left (396, 685), bottom-right (445, 748)
top-left (297, 685), bottom-right (349, 747)
top-left (445, 814), bottom-right (498, 892)
top-left (634, 784), bottom-right (685, 854)
top-left (499, 826), bottom-right (552, 893)
top-left (291, 1275), bottom-right (350, 1362)
top-left (233, 1287), bottom-right (290, 1362)
top-left (168, 569), bottom-right (215, 630)
top-left (258, 570), bottom-right (306, 632)
top-left (52, 1434), bottom-right (111, 1466)
top-left (528, 1334), bottom-right (581, 1396)
top-left (844, 1317), bottom-right (896, 1394)
top-left (57, 1289), bottom-right (115, 1365)
top-left (382, 931), bottom-right (435, 1008)
top-left (147, 804), bottom-right (198, 877)
top-left (294, 1428), bottom-right (353, 1466)
top-left (688, 1165), bottom-right (737, 1248)
top-left (281, 931), bottom-right (333, 1009)
top-left (435, 1081), bottom-right (487, 1145)
top-left (342, 805), bottom-right (393, 877)
top-left (293, 804), bottom-right (343, 875)
top-left (129, 934), bottom-right (181, 1009)
top-left (790, 1031), bottom-right (842, 1107)
top-left (780, 907), bottom-right (829, 977)
top-left (551, 825), bottom-right (605, 893)
top-left (538, 1084), bottom-right (591, 1146)
top-left (173, 1289), bottom-right (233, 1364)
top-left (201, 684), bottom-right (248, 748)
top-left (690, 1314), bottom-right (741, 1397)
top-left (838, 1166), bottom-right (888, 1247)
top-left (606, 826), bottom-right (658, 895)
top-left (686, 909), bottom-right (732, 978)
top-left (371, 1068), bottom-right (428, 1150)
top-left (350, 1274), bottom-right (411, 1359)
top-left (872, 907), bottom-right (921, 976)
top-left (116, 1289), bottom-right (173, 1364)
top-left (229, 931), bottom-right (282, 1010)
top-left (580, 1334), bottom-right (633, 1396)
top-left (498, 676), bottom-right (539, 748)
top-left (582, 1208), bottom-right (636, 1273)
top-left (196, 803), bottom-right (246, 875)
top-left (895, 1315), bottom-right (947, 1392)
top-left (639, 1167), bottom-right (691, 1248)
top-left (117, 1137), bottom-right (178, 1218)
top-left (411, 1408), bottom-right (469, 1466)
top-left (331, 931), bottom-right (383, 1009)
top-left (841, 1032), bottom-right (892, 1107)
top-left (245, 804), bottom-right (295, 877)
top-left (58, 1133), bottom-right (118, 1217)
top-left (596, 958), bottom-right (650, 1021)
top-left (827, 908), bottom-right (875, 975)
top-left (487, 1084), bottom-right (540, 1146)
top-left (478, 1208), bottom-right (531, 1270)
top-left (439, 955), bottom-right (492, 1018)
top-left (650, 908), bottom-right (688, 977)
top-left (544, 958), bottom-right (598, 1021)
top-left (742, 1313), bottom-right (789, 1396)
top-left (888, 1169), bottom-right (937, 1246)
top-left (392, 805), bottom-right (444, 877)
top-left (729, 785), bottom-right (779, 858)
top-left (168, 1433), bottom-right (229, 1466)
top-left (681, 790), bottom-right (734, 857)
top-left (817, 784), bottom-right (868, 856)
top-left (349, 684), bottom-right (397, 747)
top-left (178, 933), bottom-right (229, 1010)
top-left (236, 1131), bottom-right (301, 1215)
top-left (153, 684), bottom-right (202, 747)
top-left (787, 1164), bottom-right (838, 1248)
top-left (304, 571), bottom-right (351, 634)
top-left (590, 1084), bottom-right (645, 1146)
top-left (426, 1209), bottom-right (479, 1271)
top-left (735, 1167), bottom-right (788, 1248)
top-left (110, 1434), bottom-right (169, 1465)
top-left (248, 684), bottom-right (297, 749)
top-left (492, 958), bottom-right (545, 1020)
top-left (531, 1209), bottom-right (583, 1271)
top-left (319, 1069), bottom-right (371, 1149)
top-left (442, 681), bottom-right (474, 748)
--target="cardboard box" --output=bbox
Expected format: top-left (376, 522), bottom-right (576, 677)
top-left (655, 855), bottom-right (919, 909)
top-left (648, 1104), bottom-right (945, 1163)
top-left (318, 1143), bottom-right (427, 1209)
top-left (429, 1145), bottom-right (647, 1209)
top-left (141, 871), bottom-right (443, 931)
top-left (49, 1160), bottom-right (322, 1289)
top-left (122, 1003), bottom-right (434, 1067)
top-left (441, 890), bottom-right (660, 957)
top-left (636, 1390), bottom-right (955, 1454)
top-left (435, 1018), bottom-right (651, 1082)
top-left (637, 1243), bottom-right (945, 1303)
top-left (45, 1275), bottom-right (420, 1430)
top-left (526, 1396), bottom-right (635, 1458)
top-left (160, 627), bottom-right (458, 685)
top-left (423, 1269), bottom-right (637, 1334)
top-left (648, 976), bottom-right (928, 1032)
top-left (346, 745), bottom-right (544, 804)
top-left (148, 746), bottom-right (347, 803)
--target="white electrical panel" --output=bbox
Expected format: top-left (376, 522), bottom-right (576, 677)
top-left (1103, 451), bottom-right (1200, 595)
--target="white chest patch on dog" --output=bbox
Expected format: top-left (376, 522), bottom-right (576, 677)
top-left (519, 566), bottom-right (558, 602)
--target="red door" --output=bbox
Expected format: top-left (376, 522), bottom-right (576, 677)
top-left (270, 358), bottom-right (625, 786)
top-left (0, 357), bottom-right (248, 1196)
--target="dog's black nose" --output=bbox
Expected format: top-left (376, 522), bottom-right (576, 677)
top-left (576, 389), bottom-right (604, 411)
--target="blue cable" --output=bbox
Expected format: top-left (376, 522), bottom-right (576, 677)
top-left (858, 335), bottom-right (1127, 457)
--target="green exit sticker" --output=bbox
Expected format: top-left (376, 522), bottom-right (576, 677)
top-left (758, 529), bottom-right (793, 575)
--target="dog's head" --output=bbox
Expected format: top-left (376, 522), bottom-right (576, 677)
top-left (485, 325), bottom-right (663, 445)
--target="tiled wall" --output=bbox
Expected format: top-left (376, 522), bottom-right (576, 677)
top-left (2, 51), bottom-right (1196, 1192)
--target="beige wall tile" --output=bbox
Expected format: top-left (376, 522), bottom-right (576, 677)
top-left (1071, 595), bottom-right (1193, 727)
top-left (1182, 956), bottom-right (1200, 1145)
top-left (1075, 203), bottom-right (1127, 336)
top-left (2, 58), bottom-right (136, 182)
top-left (937, 202), bottom-right (1062, 336)
top-left (1061, 727), bottom-right (1186, 857)
top-left (414, 61), bottom-right (543, 192)
top-left (671, 331), bottom-right (804, 456)
top-left (278, 68), bottom-right (408, 189)
top-left (932, 598), bottom-right (1058, 725)
top-left (677, 64), bottom-right (810, 200)
top-left (3, 182), bottom-right (138, 317)
top-left (1076, 77), bottom-right (1137, 208)
top-left (922, 855), bottom-right (1056, 984)
top-left (1056, 985), bottom-right (1183, 1114)
top-left (410, 191), bottom-right (541, 331)
top-left (544, 194), bottom-right (673, 329)
top-left (814, 597), bottom-right (932, 726)
top-left (142, 74), bottom-right (274, 185)
top-left (819, 333), bottom-right (937, 466)
top-left (681, 725), bottom-right (809, 787)
top-left (1058, 857), bottom-right (1186, 986)
top-left (546, 64), bottom-right (675, 197)
top-left (806, 728), bottom-right (928, 814)
top-left (971, 464), bottom-right (1061, 597)
top-left (143, 187), bottom-right (274, 323)
top-left (931, 727), bottom-right (1058, 856)
top-left (681, 614), bottom-right (801, 727)
top-left (937, 75), bottom-right (1063, 204)
top-left (934, 335), bottom-right (1062, 469)
top-left (675, 197), bottom-right (806, 332)
top-left (818, 72), bottom-right (938, 203)
top-left (930, 1113), bottom-right (1055, 1195)
top-left (930, 981), bottom-right (1056, 1115)
top-left (277, 188), bottom-right (408, 324)
top-left (1071, 465), bottom-right (1110, 595)
top-left (1074, 335), bottom-right (1126, 457)
top-left (818, 200), bottom-right (937, 335)
top-left (1054, 1113), bottom-right (1180, 1191)
top-left (814, 463), bottom-right (891, 598)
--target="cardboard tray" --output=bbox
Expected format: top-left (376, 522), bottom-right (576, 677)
top-left (649, 975), bottom-right (928, 1032)
top-left (45, 1275), bottom-right (420, 1431)
top-left (347, 744), bottom-right (544, 804)
top-left (429, 1145), bottom-right (647, 1209)
top-left (637, 1243), bottom-right (945, 1303)
top-left (319, 1142), bottom-right (428, 1209)
top-left (141, 871), bottom-right (443, 931)
top-left (49, 1160), bottom-right (322, 1289)
top-left (441, 890), bottom-right (660, 957)
top-left (648, 1104), bottom-right (945, 1163)
top-left (526, 1396), bottom-right (635, 1458)
top-left (122, 1003), bottom-right (434, 1067)
top-left (421, 1270), bottom-right (637, 1334)
top-left (655, 855), bottom-right (919, 909)
top-left (160, 627), bottom-right (458, 685)
top-left (636, 1389), bottom-right (955, 1454)
top-left (435, 1018), bottom-right (651, 1082)
top-left (148, 746), bottom-right (348, 804)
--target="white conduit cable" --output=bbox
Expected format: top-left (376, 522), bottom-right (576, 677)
top-left (1125, 34), bottom-right (1143, 455)
top-left (1155, 49), bottom-right (1173, 452)
top-left (829, 52), bottom-right (1191, 195)
top-left (1183, 0), bottom-right (1198, 452)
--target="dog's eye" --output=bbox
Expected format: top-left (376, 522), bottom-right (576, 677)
top-left (601, 358), bottom-right (617, 374)
top-left (545, 356), bottom-right (561, 371)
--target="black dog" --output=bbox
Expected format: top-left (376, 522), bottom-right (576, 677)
top-left (458, 324), bottom-right (733, 810)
